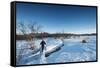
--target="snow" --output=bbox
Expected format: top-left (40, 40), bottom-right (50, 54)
top-left (16, 36), bottom-right (96, 65)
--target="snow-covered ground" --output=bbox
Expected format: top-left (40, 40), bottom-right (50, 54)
top-left (16, 36), bottom-right (96, 65)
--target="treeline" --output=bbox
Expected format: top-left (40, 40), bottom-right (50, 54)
top-left (16, 33), bottom-right (96, 40)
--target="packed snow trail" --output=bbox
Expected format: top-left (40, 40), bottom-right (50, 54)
top-left (39, 46), bottom-right (47, 64)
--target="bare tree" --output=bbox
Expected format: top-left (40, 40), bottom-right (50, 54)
top-left (17, 21), bottom-right (42, 34)
top-left (28, 22), bottom-right (42, 33)
top-left (28, 22), bottom-right (37, 33)
top-left (16, 21), bottom-right (27, 35)
top-left (36, 24), bottom-right (42, 33)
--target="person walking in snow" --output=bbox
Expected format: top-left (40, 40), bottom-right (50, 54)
top-left (40, 39), bottom-right (46, 52)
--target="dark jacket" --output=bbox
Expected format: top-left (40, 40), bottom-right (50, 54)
top-left (40, 40), bottom-right (46, 52)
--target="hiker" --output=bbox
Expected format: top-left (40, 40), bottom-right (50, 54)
top-left (40, 39), bottom-right (46, 52)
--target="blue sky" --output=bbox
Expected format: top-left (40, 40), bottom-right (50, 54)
top-left (16, 3), bottom-right (96, 34)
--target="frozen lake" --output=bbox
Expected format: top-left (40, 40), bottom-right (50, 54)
top-left (16, 36), bottom-right (96, 65)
